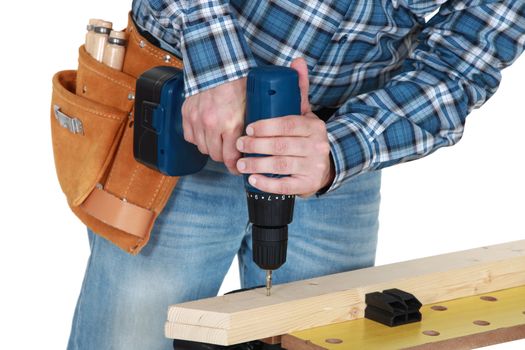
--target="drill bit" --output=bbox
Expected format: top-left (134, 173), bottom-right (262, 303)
top-left (266, 270), bottom-right (273, 296)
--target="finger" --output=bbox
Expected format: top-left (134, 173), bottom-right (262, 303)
top-left (290, 57), bottom-right (311, 114)
top-left (182, 117), bottom-right (195, 144)
top-left (298, 191), bottom-right (316, 199)
top-left (223, 130), bottom-right (242, 175)
top-left (182, 105), bottom-right (195, 144)
top-left (237, 136), bottom-right (312, 157)
top-left (247, 115), bottom-right (318, 137)
top-left (247, 174), bottom-right (310, 195)
top-left (237, 156), bottom-right (306, 175)
top-left (193, 126), bottom-right (209, 155)
top-left (205, 130), bottom-right (223, 162)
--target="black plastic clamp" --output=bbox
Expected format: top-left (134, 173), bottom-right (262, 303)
top-left (364, 288), bottom-right (422, 327)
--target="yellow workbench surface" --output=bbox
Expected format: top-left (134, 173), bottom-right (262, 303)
top-left (282, 285), bottom-right (525, 350)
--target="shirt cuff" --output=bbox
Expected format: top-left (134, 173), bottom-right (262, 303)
top-left (181, 14), bottom-right (257, 96)
top-left (317, 116), bottom-right (376, 195)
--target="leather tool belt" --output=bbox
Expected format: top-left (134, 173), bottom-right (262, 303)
top-left (50, 13), bottom-right (183, 254)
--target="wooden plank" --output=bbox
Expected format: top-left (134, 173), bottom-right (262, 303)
top-left (165, 240), bottom-right (525, 345)
top-left (261, 336), bottom-right (282, 345)
top-left (282, 285), bottom-right (525, 350)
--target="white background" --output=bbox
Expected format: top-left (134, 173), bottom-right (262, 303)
top-left (0, 1), bottom-right (523, 349)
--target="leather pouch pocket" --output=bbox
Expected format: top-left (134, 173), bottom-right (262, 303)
top-left (50, 17), bottom-right (183, 254)
top-left (51, 69), bottom-right (128, 206)
top-left (74, 44), bottom-right (175, 213)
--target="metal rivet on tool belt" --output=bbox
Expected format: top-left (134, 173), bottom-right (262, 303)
top-left (164, 54), bottom-right (172, 63)
top-left (128, 93), bottom-right (135, 100)
top-left (139, 40), bottom-right (145, 48)
top-left (82, 85), bottom-right (88, 94)
top-left (96, 183), bottom-right (103, 190)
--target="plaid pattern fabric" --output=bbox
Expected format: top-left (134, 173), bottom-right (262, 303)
top-left (132, 0), bottom-right (525, 192)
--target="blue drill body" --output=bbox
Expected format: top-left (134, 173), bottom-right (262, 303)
top-left (134, 65), bottom-right (301, 294)
top-left (244, 66), bottom-right (301, 193)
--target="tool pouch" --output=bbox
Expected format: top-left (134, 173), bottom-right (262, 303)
top-left (50, 13), bottom-right (183, 254)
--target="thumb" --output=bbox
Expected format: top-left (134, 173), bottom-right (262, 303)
top-left (290, 57), bottom-right (311, 114)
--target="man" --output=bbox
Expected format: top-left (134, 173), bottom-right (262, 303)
top-left (67, 1), bottom-right (525, 349)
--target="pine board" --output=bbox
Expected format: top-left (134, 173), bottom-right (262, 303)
top-left (165, 240), bottom-right (525, 345)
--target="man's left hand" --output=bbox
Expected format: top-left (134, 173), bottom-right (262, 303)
top-left (235, 57), bottom-right (334, 197)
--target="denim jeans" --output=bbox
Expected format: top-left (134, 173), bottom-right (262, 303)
top-left (67, 160), bottom-right (381, 349)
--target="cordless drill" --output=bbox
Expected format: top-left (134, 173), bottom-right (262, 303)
top-left (244, 66), bottom-right (300, 295)
top-left (133, 66), bottom-right (301, 295)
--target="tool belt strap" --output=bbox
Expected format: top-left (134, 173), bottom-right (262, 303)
top-left (80, 187), bottom-right (156, 239)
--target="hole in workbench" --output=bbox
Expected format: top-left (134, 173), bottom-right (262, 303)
top-left (431, 305), bottom-right (448, 311)
top-left (422, 330), bottom-right (440, 336)
top-left (480, 296), bottom-right (498, 302)
top-left (325, 338), bottom-right (343, 344)
top-left (473, 320), bottom-right (491, 326)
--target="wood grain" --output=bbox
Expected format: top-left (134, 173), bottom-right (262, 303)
top-left (164, 240), bottom-right (525, 345)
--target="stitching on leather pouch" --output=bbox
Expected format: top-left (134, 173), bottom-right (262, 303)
top-left (54, 89), bottom-right (124, 121)
top-left (153, 176), bottom-right (176, 210)
top-left (131, 31), bottom-right (183, 68)
top-left (82, 60), bottom-right (134, 90)
top-left (131, 33), bottom-right (165, 61)
top-left (154, 176), bottom-right (173, 209)
top-left (146, 176), bottom-right (165, 209)
top-left (121, 164), bottom-right (140, 199)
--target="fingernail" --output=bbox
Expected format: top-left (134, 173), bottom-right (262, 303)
top-left (236, 139), bottom-right (244, 151)
top-left (246, 126), bottom-right (254, 136)
top-left (249, 176), bottom-right (257, 185)
top-left (237, 160), bottom-right (246, 171)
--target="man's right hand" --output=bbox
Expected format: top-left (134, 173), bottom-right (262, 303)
top-left (181, 77), bottom-right (247, 175)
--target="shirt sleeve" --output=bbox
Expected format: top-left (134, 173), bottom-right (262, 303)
top-left (178, 1), bottom-right (257, 96)
top-left (323, 0), bottom-right (525, 193)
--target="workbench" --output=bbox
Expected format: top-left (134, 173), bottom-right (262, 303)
top-left (282, 285), bottom-right (525, 349)
top-left (165, 240), bottom-right (525, 349)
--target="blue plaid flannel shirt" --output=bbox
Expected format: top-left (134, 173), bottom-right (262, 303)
top-left (132, 0), bottom-right (525, 193)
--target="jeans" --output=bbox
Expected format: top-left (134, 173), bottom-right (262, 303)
top-left (67, 160), bottom-right (381, 349)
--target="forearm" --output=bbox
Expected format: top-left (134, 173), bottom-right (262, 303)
top-left (179, 1), bottom-right (257, 96)
top-left (132, 0), bottom-right (257, 96)
top-left (325, 0), bottom-right (525, 192)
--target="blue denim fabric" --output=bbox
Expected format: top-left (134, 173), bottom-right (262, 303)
top-left (67, 160), bottom-right (380, 349)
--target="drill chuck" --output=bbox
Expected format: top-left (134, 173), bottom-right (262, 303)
top-left (247, 191), bottom-right (295, 270)
top-left (252, 225), bottom-right (288, 270)
top-left (246, 192), bottom-right (295, 226)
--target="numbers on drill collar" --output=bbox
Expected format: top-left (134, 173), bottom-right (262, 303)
top-left (247, 193), bottom-right (295, 201)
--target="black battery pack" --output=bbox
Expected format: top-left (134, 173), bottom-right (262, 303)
top-left (133, 66), bottom-right (207, 176)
